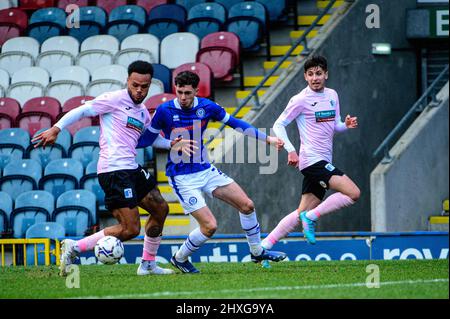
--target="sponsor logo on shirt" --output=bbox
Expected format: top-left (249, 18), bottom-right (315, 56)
top-left (173, 115), bottom-right (180, 122)
top-left (315, 110), bottom-right (336, 122)
top-left (126, 116), bottom-right (144, 133)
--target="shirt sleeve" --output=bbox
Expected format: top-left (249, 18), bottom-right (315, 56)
top-left (273, 95), bottom-right (304, 153)
top-left (137, 107), bottom-right (167, 147)
top-left (54, 102), bottom-right (98, 130)
top-left (209, 102), bottom-right (229, 123)
top-left (333, 93), bottom-right (348, 133)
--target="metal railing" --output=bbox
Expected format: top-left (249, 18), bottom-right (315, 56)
top-left (206, 0), bottom-right (341, 145)
top-left (0, 238), bottom-right (61, 267)
top-left (373, 64), bottom-right (449, 163)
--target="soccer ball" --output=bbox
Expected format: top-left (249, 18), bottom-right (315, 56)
top-left (94, 236), bottom-right (124, 265)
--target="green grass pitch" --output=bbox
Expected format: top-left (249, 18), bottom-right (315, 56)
top-left (0, 259), bottom-right (448, 299)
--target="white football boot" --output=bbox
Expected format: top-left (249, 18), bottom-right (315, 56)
top-left (137, 260), bottom-right (175, 275)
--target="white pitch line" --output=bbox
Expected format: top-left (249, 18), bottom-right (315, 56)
top-left (71, 278), bottom-right (449, 299)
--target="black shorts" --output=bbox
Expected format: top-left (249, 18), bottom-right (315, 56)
top-left (300, 160), bottom-right (344, 200)
top-left (98, 166), bottom-right (157, 211)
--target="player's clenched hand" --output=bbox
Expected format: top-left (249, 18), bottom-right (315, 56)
top-left (266, 136), bottom-right (284, 151)
top-left (345, 115), bottom-right (358, 129)
top-left (170, 137), bottom-right (199, 156)
top-left (31, 126), bottom-right (60, 149)
top-left (287, 151), bottom-right (299, 168)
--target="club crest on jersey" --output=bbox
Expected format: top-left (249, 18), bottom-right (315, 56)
top-left (126, 116), bottom-right (144, 133)
top-left (196, 108), bottom-right (206, 118)
top-left (330, 100), bottom-right (336, 108)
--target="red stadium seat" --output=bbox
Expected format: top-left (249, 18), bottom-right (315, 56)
top-left (95, 0), bottom-right (127, 14)
top-left (19, 0), bottom-right (55, 10)
top-left (144, 93), bottom-right (176, 115)
top-left (0, 25), bottom-right (21, 46)
top-left (136, 0), bottom-right (168, 14)
top-left (57, 0), bottom-right (89, 9)
top-left (0, 8), bottom-right (29, 31)
top-left (0, 97), bottom-right (21, 129)
top-left (60, 95), bottom-right (95, 135)
top-left (172, 62), bottom-right (213, 99)
top-left (16, 97), bottom-right (61, 135)
top-left (196, 32), bottom-right (240, 82)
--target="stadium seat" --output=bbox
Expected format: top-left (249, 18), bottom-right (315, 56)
top-left (27, 7), bottom-right (67, 44)
top-left (0, 159), bottom-right (42, 200)
top-left (77, 35), bottom-right (120, 73)
top-left (57, 0), bottom-right (89, 9)
top-left (256, 0), bottom-right (287, 22)
top-left (69, 126), bottom-right (100, 168)
top-left (116, 33), bottom-right (160, 66)
top-left (27, 128), bottom-right (70, 167)
top-left (25, 221), bottom-right (65, 265)
top-left (107, 5), bottom-right (147, 42)
top-left (46, 65), bottom-right (90, 106)
top-left (213, 0), bottom-right (244, 12)
top-left (176, 0), bottom-right (207, 11)
top-left (86, 64), bottom-right (127, 97)
top-left (0, 37), bottom-right (40, 75)
top-left (173, 62), bottom-right (213, 98)
top-left (226, 1), bottom-right (266, 51)
top-left (53, 189), bottom-right (96, 236)
top-left (136, 0), bottom-right (167, 14)
top-left (0, 97), bottom-right (20, 129)
top-left (68, 6), bottom-right (107, 43)
top-left (0, 0), bottom-right (19, 10)
top-left (39, 158), bottom-right (83, 199)
top-left (197, 31), bottom-right (240, 81)
top-left (144, 93), bottom-right (176, 114)
top-left (0, 68), bottom-right (9, 89)
top-left (145, 4), bottom-right (187, 41)
top-left (186, 2), bottom-right (226, 40)
top-left (18, 0), bottom-right (55, 11)
top-left (145, 79), bottom-right (165, 101)
top-left (7, 66), bottom-right (49, 107)
top-left (58, 95), bottom-right (95, 135)
top-left (37, 36), bottom-right (80, 74)
top-left (0, 128), bottom-right (29, 170)
top-left (80, 160), bottom-right (105, 211)
top-left (152, 63), bottom-right (172, 93)
top-left (16, 96), bottom-right (61, 136)
top-left (160, 32), bottom-right (200, 69)
top-left (0, 24), bottom-right (20, 48)
top-left (10, 190), bottom-right (53, 238)
top-left (96, 0), bottom-right (127, 15)
top-left (0, 191), bottom-right (13, 236)
top-left (0, 8), bottom-right (28, 32)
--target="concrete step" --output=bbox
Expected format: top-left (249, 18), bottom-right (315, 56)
top-left (263, 60), bottom-right (292, 71)
top-left (443, 199), bottom-right (449, 213)
top-left (428, 216), bottom-right (449, 231)
top-left (298, 14), bottom-right (331, 26)
top-left (271, 45), bottom-right (304, 56)
top-left (316, 0), bottom-right (345, 9)
top-left (225, 106), bottom-right (252, 118)
top-left (138, 202), bottom-right (184, 216)
top-left (290, 29), bottom-right (319, 40)
top-left (244, 75), bottom-right (279, 87)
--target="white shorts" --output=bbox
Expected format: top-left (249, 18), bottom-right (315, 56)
top-left (168, 165), bottom-right (234, 214)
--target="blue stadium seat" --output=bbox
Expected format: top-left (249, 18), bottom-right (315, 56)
top-left (80, 160), bottom-right (105, 213)
top-left (226, 1), bottom-right (266, 51)
top-left (152, 63), bottom-right (172, 93)
top-left (53, 190), bottom-right (96, 236)
top-left (0, 159), bottom-right (42, 200)
top-left (68, 6), bottom-right (107, 43)
top-left (27, 128), bottom-right (71, 168)
top-left (256, 0), bottom-right (287, 22)
top-left (27, 7), bottom-right (67, 44)
top-left (213, 0), bottom-right (244, 12)
top-left (25, 222), bottom-right (65, 265)
top-left (186, 3), bottom-right (226, 40)
top-left (145, 4), bottom-right (187, 41)
top-left (68, 126), bottom-right (100, 168)
top-left (176, 0), bottom-right (207, 12)
top-left (0, 191), bottom-right (13, 236)
top-left (0, 128), bottom-right (30, 170)
top-left (10, 190), bottom-right (53, 238)
top-left (107, 5), bottom-right (147, 42)
top-left (39, 158), bottom-right (84, 199)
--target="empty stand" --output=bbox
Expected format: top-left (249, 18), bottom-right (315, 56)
top-left (16, 96), bottom-right (61, 135)
top-left (68, 126), bottom-right (100, 168)
top-left (0, 37), bottom-right (39, 75)
top-left (68, 6), bottom-right (107, 43)
top-left (77, 35), bottom-right (120, 73)
top-left (116, 33), bottom-right (160, 66)
top-left (7, 66), bottom-right (49, 106)
top-left (213, 0), bottom-right (243, 12)
top-left (152, 63), bottom-right (172, 93)
top-left (10, 190), bottom-right (53, 238)
top-left (173, 62), bottom-right (213, 98)
top-left (46, 65), bottom-right (90, 106)
top-left (145, 4), bottom-right (186, 41)
top-left (39, 158), bottom-right (83, 199)
top-left (0, 8), bottom-right (28, 34)
top-left (79, 160), bottom-right (105, 211)
top-left (186, 2), bottom-right (226, 40)
top-left (0, 191), bottom-right (13, 235)
top-left (160, 32), bottom-right (199, 69)
top-left (0, 159), bottom-right (42, 200)
top-left (27, 127), bottom-right (71, 167)
top-left (86, 64), bottom-right (127, 97)
top-left (53, 189), bottom-right (96, 236)
top-left (107, 5), bottom-right (147, 42)
top-left (27, 7), bottom-right (67, 44)
top-left (95, 0), bottom-right (127, 15)
top-left (136, 0), bottom-right (167, 14)
top-left (256, 0), bottom-right (287, 22)
top-left (0, 97), bottom-right (20, 129)
top-left (57, 0), bottom-right (88, 9)
top-left (59, 95), bottom-right (95, 135)
top-left (144, 93), bottom-right (176, 114)
top-left (0, 24), bottom-right (20, 48)
top-left (37, 36), bottom-right (80, 74)
top-left (25, 221), bottom-right (65, 264)
top-left (0, 128), bottom-right (29, 170)
top-left (18, 0), bottom-right (55, 11)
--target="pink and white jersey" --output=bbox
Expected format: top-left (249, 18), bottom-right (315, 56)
top-left (273, 86), bottom-right (347, 170)
top-left (88, 89), bottom-right (151, 173)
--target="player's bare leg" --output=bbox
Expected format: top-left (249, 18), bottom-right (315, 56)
top-left (137, 188), bottom-right (174, 275)
top-left (213, 182), bottom-right (287, 263)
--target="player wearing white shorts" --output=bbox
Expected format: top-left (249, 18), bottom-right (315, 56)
top-left (261, 55), bottom-right (360, 267)
top-left (33, 61), bottom-right (194, 276)
top-left (138, 71), bottom-right (287, 273)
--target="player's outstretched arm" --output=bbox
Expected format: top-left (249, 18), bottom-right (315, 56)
top-left (31, 126), bottom-right (61, 149)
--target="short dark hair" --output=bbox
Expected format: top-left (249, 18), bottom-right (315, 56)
top-left (174, 71), bottom-right (200, 88)
top-left (304, 55), bottom-right (328, 73)
top-left (128, 60), bottom-right (154, 77)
